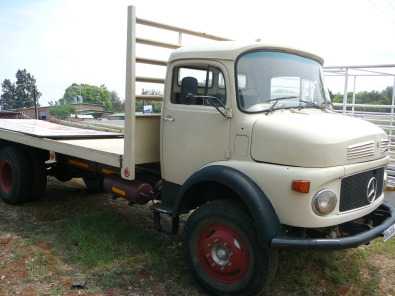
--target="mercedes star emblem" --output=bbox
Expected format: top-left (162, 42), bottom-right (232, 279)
top-left (366, 177), bottom-right (378, 203)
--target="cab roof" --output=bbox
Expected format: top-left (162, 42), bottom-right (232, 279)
top-left (169, 42), bottom-right (324, 65)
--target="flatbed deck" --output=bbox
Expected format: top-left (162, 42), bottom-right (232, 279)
top-left (0, 119), bottom-right (122, 139)
top-left (0, 118), bottom-right (160, 168)
top-left (0, 119), bottom-right (123, 168)
top-left (0, 120), bottom-right (123, 167)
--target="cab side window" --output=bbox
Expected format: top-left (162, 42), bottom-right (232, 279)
top-left (171, 65), bottom-right (226, 105)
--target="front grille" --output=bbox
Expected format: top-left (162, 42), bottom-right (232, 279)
top-left (339, 167), bottom-right (384, 212)
top-left (347, 141), bottom-right (375, 160)
top-left (380, 138), bottom-right (390, 154)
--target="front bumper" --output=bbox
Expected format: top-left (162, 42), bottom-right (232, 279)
top-left (271, 203), bottom-right (395, 250)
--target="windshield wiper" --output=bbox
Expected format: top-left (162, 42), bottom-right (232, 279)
top-left (265, 96), bottom-right (298, 113)
top-left (298, 99), bottom-right (323, 109)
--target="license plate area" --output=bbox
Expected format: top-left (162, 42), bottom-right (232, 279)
top-left (384, 224), bottom-right (395, 242)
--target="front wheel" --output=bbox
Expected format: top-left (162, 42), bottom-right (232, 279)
top-left (184, 200), bottom-right (278, 296)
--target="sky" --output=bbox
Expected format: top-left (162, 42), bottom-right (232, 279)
top-left (1, 0), bottom-right (395, 105)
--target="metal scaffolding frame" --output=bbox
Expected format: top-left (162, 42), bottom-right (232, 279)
top-left (323, 65), bottom-right (395, 185)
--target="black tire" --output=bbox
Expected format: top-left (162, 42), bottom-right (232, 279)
top-left (83, 175), bottom-right (104, 193)
top-left (0, 146), bottom-right (33, 204)
top-left (184, 200), bottom-right (278, 296)
top-left (28, 151), bottom-right (47, 200)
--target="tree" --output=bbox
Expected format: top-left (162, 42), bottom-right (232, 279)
top-left (0, 79), bottom-right (16, 110)
top-left (49, 104), bottom-right (75, 119)
top-left (330, 86), bottom-right (393, 112)
top-left (0, 69), bottom-right (40, 110)
top-left (15, 69), bottom-right (41, 108)
top-left (110, 91), bottom-right (124, 112)
top-left (62, 83), bottom-right (112, 110)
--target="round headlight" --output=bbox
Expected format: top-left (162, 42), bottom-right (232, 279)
top-left (312, 189), bottom-right (337, 216)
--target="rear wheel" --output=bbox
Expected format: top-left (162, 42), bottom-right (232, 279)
top-left (83, 175), bottom-right (104, 193)
top-left (184, 200), bottom-right (278, 296)
top-left (28, 151), bottom-right (47, 200)
top-left (0, 146), bottom-right (33, 204)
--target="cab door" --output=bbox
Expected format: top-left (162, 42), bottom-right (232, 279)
top-left (161, 61), bottom-right (231, 185)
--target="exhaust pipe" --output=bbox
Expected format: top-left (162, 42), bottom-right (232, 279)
top-left (103, 177), bottom-right (154, 204)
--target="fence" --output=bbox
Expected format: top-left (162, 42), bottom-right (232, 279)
top-left (323, 65), bottom-right (395, 186)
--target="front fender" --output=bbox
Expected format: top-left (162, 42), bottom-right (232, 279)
top-left (174, 165), bottom-right (280, 244)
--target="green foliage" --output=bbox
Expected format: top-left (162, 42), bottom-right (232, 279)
top-left (0, 69), bottom-right (41, 110)
top-left (110, 91), bottom-right (124, 112)
top-left (15, 69), bottom-right (41, 108)
top-left (49, 104), bottom-right (75, 119)
top-left (0, 79), bottom-right (16, 110)
top-left (62, 83), bottom-right (112, 111)
top-left (331, 86), bottom-right (393, 112)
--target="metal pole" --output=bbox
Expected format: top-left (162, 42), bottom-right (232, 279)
top-left (390, 77), bottom-right (395, 140)
top-left (178, 32), bottom-right (183, 46)
top-left (342, 68), bottom-right (349, 113)
top-left (391, 77), bottom-right (395, 114)
top-left (122, 5), bottom-right (136, 180)
top-left (33, 86), bottom-right (38, 119)
top-left (352, 76), bottom-right (356, 114)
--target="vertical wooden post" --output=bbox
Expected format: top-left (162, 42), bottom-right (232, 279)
top-left (122, 5), bottom-right (136, 180)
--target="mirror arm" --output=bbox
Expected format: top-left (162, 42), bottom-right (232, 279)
top-left (188, 95), bottom-right (232, 119)
top-left (207, 100), bottom-right (231, 118)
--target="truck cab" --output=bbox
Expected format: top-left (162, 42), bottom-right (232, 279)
top-left (160, 42), bottom-right (389, 226)
top-left (156, 42), bottom-right (395, 295)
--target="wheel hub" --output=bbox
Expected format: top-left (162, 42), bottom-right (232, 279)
top-left (211, 244), bottom-right (230, 266)
top-left (198, 223), bottom-right (250, 284)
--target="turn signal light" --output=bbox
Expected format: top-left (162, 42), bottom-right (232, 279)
top-left (292, 180), bottom-right (310, 193)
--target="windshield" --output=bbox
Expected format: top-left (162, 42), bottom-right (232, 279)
top-left (236, 51), bottom-right (329, 113)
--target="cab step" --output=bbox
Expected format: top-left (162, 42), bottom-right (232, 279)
top-left (152, 206), bottom-right (179, 235)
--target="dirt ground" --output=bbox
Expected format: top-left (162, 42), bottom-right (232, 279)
top-left (0, 178), bottom-right (204, 296)
top-left (0, 178), bottom-right (394, 296)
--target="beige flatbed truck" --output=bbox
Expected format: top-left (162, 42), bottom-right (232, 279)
top-left (0, 6), bottom-right (394, 296)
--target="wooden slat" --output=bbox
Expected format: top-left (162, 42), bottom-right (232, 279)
top-left (136, 17), bottom-right (231, 41)
top-left (136, 76), bottom-right (165, 84)
top-left (136, 57), bottom-right (168, 66)
top-left (136, 37), bottom-right (180, 49)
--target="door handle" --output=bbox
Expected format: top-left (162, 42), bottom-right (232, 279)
top-left (163, 115), bottom-right (175, 122)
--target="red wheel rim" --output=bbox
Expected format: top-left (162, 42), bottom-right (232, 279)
top-left (0, 160), bottom-right (13, 193)
top-left (197, 223), bottom-right (250, 284)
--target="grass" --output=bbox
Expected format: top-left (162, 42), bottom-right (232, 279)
top-left (273, 249), bottom-right (382, 296)
top-left (48, 208), bottom-right (395, 295)
top-left (57, 211), bottom-right (186, 282)
top-left (367, 236), bottom-right (395, 258)
top-left (19, 182), bottom-right (198, 294)
top-left (0, 178), bottom-right (394, 295)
